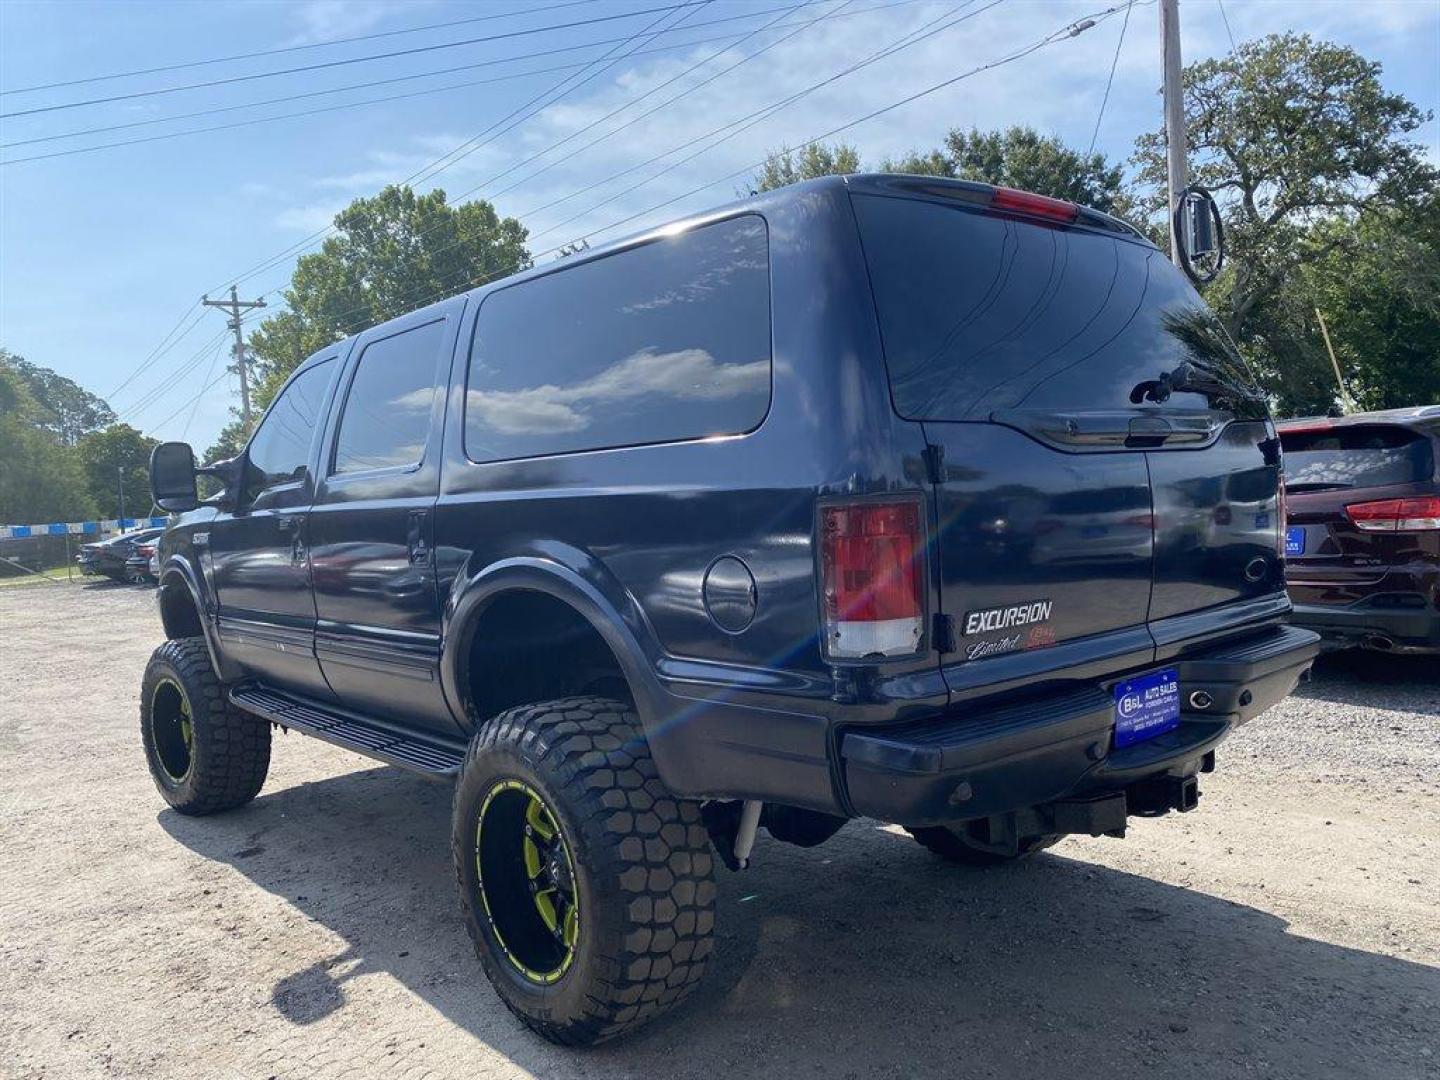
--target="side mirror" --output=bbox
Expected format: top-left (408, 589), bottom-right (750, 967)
top-left (150, 441), bottom-right (200, 512)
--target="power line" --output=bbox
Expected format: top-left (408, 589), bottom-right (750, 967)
top-left (180, 339), bottom-right (227, 440)
top-left (118, 327), bottom-right (233, 419)
top-left (211, 0), bottom-right (753, 293)
top-left (473, 0), bottom-right (844, 205)
top-left (406, 0), bottom-right (709, 190)
top-left (1215, 0), bottom-right (1237, 53)
top-left (2, 12), bottom-right (826, 153)
top-left (242, 0), bottom-right (970, 304)
top-left (153, 1), bottom-right (1125, 437)
top-left (3, 0), bottom-right (888, 153)
top-left (129, 6), bottom-right (695, 405)
top-left (1088, 0), bottom-right (1133, 155)
top-left (108, 303), bottom-right (203, 399)
top-left (0, 1), bottom-right (717, 119)
top-left (0, 0), bottom-right (603, 96)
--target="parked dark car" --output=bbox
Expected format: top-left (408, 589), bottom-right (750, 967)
top-left (1279, 407), bottom-right (1440, 654)
top-left (141, 175), bottom-right (1318, 1045)
top-left (124, 541), bottom-right (160, 585)
top-left (77, 528), bottom-right (163, 583)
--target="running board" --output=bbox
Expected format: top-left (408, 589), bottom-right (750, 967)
top-left (229, 684), bottom-right (466, 779)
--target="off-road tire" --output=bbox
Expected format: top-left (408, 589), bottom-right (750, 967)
top-left (453, 696), bottom-right (717, 1046)
top-left (140, 637), bottom-right (270, 814)
top-left (907, 825), bottom-right (1060, 866)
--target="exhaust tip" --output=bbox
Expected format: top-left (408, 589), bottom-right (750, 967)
top-left (1367, 635), bottom-right (1395, 651)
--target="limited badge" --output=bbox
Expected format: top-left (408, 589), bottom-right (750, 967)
top-left (963, 599), bottom-right (1053, 637)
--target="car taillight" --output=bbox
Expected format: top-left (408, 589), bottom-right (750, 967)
top-left (819, 500), bottom-right (925, 659)
top-left (137, 544), bottom-right (156, 556)
top-left (1345, 497), bottom-right (1440, 532)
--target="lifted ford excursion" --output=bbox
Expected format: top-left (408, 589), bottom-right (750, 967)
top-left (143, 175), bottom-right (1319, 1045)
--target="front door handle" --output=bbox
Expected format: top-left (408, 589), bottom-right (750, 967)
top-left (275, 514), bottom-right (298, 533)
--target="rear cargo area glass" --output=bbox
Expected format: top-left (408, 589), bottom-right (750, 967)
top-left (1280, 426), bottom-right (1434, 489)
top-left (851, 193), bottom-right (1253, 420)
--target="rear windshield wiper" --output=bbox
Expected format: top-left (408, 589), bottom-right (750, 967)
top-left (1284, 481), bottom-right (1353, 493)
top-left (1131, 360), bottom-right (1265, 407)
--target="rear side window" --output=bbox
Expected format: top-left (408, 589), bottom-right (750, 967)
top-left (851, 194), bottom-right (1257, 420)
top-left (333, 320), bottom-right (447, 475)
top-left (465, 215), bottom-right (770, 462)
top-left (248, 358), bottom-right (333, 486)
top-left (1280, 425), bottom-right (1434, 490)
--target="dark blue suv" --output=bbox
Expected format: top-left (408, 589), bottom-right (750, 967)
top-left (143, 175), bottom-right (1319, 1044)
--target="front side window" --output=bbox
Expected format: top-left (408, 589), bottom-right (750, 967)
top-left (332, 320), bottom-right (447, 475)
top-left (247, 358), bottom-right (333, 487)
top-left (465, 214), bottom-right (771, 462)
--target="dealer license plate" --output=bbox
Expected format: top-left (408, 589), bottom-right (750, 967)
top-left (1113, 668), bottom-right (1180, 748)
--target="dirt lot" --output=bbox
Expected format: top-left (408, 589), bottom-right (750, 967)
top-left (1, 583), bottom-right (1436, 1080)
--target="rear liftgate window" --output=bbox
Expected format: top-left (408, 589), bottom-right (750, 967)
top-left (1279, 426), bottom-right (1435, 491)
top-left (464, 214), bottom-right (771, 462)
top-left (850, 193), bottom-right (1257, 419)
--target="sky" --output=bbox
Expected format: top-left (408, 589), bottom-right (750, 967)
top-left (1, 0), bottom-right (1436, 453)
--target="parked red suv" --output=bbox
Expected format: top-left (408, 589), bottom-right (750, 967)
top-left (1279, 407), bottom-right (1440, 654)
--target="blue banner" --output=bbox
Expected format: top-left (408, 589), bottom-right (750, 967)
top-left (0, 516), bottom-right (168, 540)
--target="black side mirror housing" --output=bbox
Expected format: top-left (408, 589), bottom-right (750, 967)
top-left (150, 441), bottom-right (200, 512)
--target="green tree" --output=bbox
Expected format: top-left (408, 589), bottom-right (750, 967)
top-left (1131, 32), bottom-right (1436, 363)
top-left (884, 126), bottom-right (1127, 215)
top-left (752, 142), bottom-right (861, 192)
top-left (0, 358), bottom-right (96, 524)
top-left (247, 185), bottom-right (529, 420)
top-left (76, 423), bottom-right (158, 519)
top-left (0, 347), bottom-right (115, 446)
top-left (1261, 203), bottom-right (1440, 414)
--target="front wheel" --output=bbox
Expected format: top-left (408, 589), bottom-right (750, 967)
top-left (140, 638), bottom-right (270, 814)
top-left (453, 697), bottom-right (716, 1046)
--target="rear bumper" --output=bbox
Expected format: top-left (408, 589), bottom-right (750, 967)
top-left (838, 624), bottom-right (1319, 828)
top-left (1288, 599), bottom-right (1440, 654)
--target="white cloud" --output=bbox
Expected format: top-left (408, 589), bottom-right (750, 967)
top-left (285, 0), bottom-right (412, 46)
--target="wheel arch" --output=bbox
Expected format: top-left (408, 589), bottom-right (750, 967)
top-left (441, 555), bottom-right (665, 738)
top-left (156, 557), bottom-right (233, 680)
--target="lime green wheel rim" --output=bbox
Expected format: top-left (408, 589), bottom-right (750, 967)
top-left (475, 779), bottom-right (580, 984)
top-left (151, 677), bottom-right (194, 782)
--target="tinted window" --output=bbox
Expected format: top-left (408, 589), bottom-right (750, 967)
top-left (852, 194), bottom-right (1259, 420)
top-left (248, 359), bottom-right (333, 486)
top-left (333, 320), bottom-right (446, 474)
top-left (1280, 425), bottom-right (1434, 490)
top-left (465, 215), bottom-right (770, 462)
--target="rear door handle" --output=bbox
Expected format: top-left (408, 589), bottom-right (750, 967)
top-left (407, 510), bottom-right (430, 565)
top-left (275, 515), bottom-right (298, 533)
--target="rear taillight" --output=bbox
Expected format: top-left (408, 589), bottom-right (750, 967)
top-left (1345, 497), bottom-right (1440, 532)
top-left (137, 544), bottom-right (156, 557)
top-left (820, 500), bottom-right (925, 659)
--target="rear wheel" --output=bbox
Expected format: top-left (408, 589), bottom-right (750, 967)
top-left (140, 638), bottom-right (270, 814)
top-left (907, 824), bottom-right (1060, 866)
top-left (453, 696), bottom-right (716, 1046)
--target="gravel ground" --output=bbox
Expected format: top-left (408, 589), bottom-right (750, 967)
top-left (1, 582), bottom-right (1436, 1080)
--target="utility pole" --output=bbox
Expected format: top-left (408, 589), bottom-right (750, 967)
top-left (202, 285), bottom-right (266, 427)
top-left (1160, 0), bottom-right (1187, 267)
top-left (117, 465), bottom-right (126, 526)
